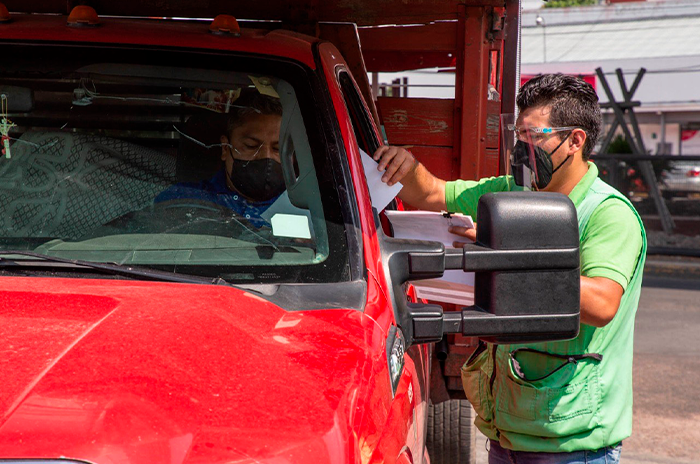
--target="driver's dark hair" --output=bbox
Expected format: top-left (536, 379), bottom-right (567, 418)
top-left (227, 89), bottom-right (283, 134)
top-left (517, 74), bottom-right (601, 160)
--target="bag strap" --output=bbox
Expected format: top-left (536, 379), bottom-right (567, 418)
top-left (466, 340), bottom-right (488, 365)
top-left (510, 348), bottom-right (603, 382)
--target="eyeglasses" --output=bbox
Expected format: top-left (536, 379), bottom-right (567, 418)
top-left (231, 141), bottom-right (281, 167)
top-left (506, 124), bottom-right (581, 139)
top-left (233, 144), bottom-right (264, 159)
top-left (233, 142), bottom-right (280, 158)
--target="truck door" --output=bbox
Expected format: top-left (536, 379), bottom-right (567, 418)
top-left (317, 41), bottom-right (430, 464)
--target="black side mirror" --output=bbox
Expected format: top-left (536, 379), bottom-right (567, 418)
top-left (380, 192), bottom-right (580, 346)
top-left (444, 192), bottom-right (580, 343)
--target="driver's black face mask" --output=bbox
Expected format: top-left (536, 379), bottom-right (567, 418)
top-left (227, 157), bottom-right (285, 202)
top-left (511, 133), bottom-right (572, 190)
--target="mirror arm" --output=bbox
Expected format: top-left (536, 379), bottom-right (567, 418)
top-left (378, 233), bottom-right (448, 346)
top-left (444, 307), bottom-right (579, 342)
top-left (445, 245), bottom-right (579, 272)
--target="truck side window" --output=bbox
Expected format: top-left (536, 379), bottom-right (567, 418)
top-left (339, 70), bottom-right (400, 215)
top-left (338, 71), bottom-right (380, 155)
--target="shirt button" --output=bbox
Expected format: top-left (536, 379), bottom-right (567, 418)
top-left (233, 195), bottom-right (238, 200)
top-left (245, 214), bottom-right (251, 219)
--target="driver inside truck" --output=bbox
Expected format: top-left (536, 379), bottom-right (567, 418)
top-left (155, 91), bottom-right (285, 227)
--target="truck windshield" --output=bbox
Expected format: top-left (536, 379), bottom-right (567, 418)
top-left (0, 44), bottom-right (350, 284)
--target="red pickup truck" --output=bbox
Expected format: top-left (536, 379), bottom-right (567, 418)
top-left (0, 2), bottom-right (581, 464)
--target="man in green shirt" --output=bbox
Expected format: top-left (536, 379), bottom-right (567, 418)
top-left (374, 74), bottom-right (646, 463)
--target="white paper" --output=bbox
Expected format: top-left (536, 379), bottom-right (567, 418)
top-left (385, 209), bottom-right (476, 304)
top-left (411, 265), bottom-right (475, 305)
top-left (384, 210), bottom-right (474, 248)
top-left (271, 213), bottom-right (312, 239)
top-left (412, 278), bottom-right (475, 306)
top-left (262, 191), bottom-right (314, 240)
top-left (261, 191), bottom-right (312, 223)
top-left (360, 148), bottom-right (404, 212)
top-left (441, 269), bottom-right (475, 286)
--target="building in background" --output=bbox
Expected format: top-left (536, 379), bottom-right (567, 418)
top-left (521, 0), bottom-right (700, 154)
top-left (373, 0), bottom-right (700, 155)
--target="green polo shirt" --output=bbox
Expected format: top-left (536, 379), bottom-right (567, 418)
top-left (445, 162), bottom-right (642, 290)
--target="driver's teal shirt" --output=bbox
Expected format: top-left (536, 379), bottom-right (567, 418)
top-left (155, 170), bottom-right (278, 227)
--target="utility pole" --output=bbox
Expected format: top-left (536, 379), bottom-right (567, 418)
top-left (536, 15), bottom-right (546, 63)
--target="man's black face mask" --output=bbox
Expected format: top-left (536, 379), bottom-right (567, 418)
top-left (227, 158), bottom-right (285, 202)
top-left (511, 133), bottom-right (572, 190)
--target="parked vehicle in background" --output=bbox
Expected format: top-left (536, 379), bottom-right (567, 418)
top-left (660, 161), bottom-right (700, 198)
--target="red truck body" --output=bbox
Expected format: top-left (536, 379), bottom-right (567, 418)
top-left (1, 277), bottom-right (416, 463)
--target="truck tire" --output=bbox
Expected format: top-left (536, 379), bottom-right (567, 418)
top-left (426, 399), bottom-right (476, 464)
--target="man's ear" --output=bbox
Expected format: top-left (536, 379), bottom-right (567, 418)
top-left (220, 135), bottom-right (230, 161)
top-left (569, 128), bottom-right (586, 155)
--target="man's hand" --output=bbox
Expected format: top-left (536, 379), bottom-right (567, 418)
top-left (373, 145), bottom-right (417, 186)
top-left (372, 145), bottom-right (447, 211)
top-left (449, 224), bottom-right (477, 248)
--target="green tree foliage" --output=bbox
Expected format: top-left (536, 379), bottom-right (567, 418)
top-left (607, 134), bottom-right (633, 154)
top-left (544, 0), bottom-right (596, 8)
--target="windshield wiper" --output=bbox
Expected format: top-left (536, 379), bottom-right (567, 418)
top-left (0, 250), bottom-right (229, 286)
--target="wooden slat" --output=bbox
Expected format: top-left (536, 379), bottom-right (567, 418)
top-left (360, 22), bottom-right (456, 72)
top-left (359, 22), bottom-right (457, 52)
top-left (378, 97), bottom-right (454, 147)
top-left (6, 0), bottom-right (506, 26)
top-left (408, 146), bottom-right (455, 181)
top-left (454, 5), bottom-right (491, 181)
top-left (362, 51), bottom-right (454, 73)
top-left (480, 147), bottom-right (501, 180)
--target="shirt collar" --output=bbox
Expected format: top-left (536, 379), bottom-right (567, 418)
top-left (568, 161), bottom-right (598, 208)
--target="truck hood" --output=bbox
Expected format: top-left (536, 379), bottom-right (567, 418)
top-left (0, 277), bottom-right (383, 464)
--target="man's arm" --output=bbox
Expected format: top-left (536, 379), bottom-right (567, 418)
top-left (580, 276), bottom-right (624, 327)
top-left (578, 199), bottom-right (644, 327)
top-left (373, 146), bottom-right (446, 211)
top-left (448, 223), bottom-right (632, 328)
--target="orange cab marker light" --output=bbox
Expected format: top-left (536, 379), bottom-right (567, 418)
top-left (67, 5), bottom-right (101, 27)
top-left (0, 3), bottom-right (11, 23)
top-left (209, 14), bottom-right (241, 36)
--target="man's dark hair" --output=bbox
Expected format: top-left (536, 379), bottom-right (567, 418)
top-left (227, 89), bottom-right (283, 134)
top-left (517, 74), bottom-right (601, 160)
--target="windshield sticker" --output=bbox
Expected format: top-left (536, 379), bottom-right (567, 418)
top-left (271, 213), bottom-right (312, 240)
top-left (260, 191), bottom-right (313, 226)
top-left (249, 76), bottom-right (280, 98)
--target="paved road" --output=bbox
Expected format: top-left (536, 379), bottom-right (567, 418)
top-left (475, 265), bottom-right (700, 464)
top-left (623, 274), bottom-right (700, 464)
